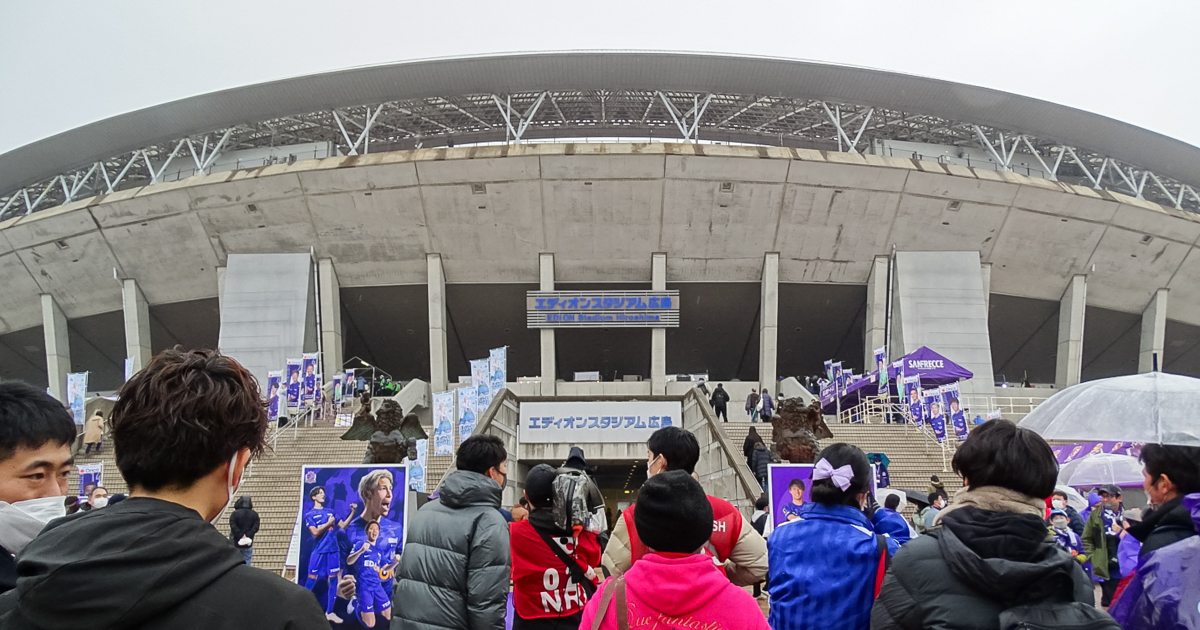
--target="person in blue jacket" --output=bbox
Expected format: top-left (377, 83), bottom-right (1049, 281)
top-left (871, 493), bottom-right (912, 546)
top-left (768, 443), bottom-right (897, 630)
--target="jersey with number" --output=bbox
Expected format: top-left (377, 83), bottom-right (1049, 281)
top-left (510, 520), bottom-right (601, 619)
top-left (305, 507), bottom-right (338, 555)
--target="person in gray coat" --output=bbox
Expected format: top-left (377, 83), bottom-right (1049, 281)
top-left (392, 434), bottom-right (510, 630)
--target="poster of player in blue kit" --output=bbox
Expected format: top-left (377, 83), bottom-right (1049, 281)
top-left (287, 359), bottom-right (302, 411)
top-left (903, 376), bottom-right (923, 427)
top-left (302, 353), bottom-right (319, 407)
top-left (925, 388), bottom-right (946, 443)
top-left (296, 465), bottom-right (408, 629)
top-left (832, 362), bottom-right (845, 396)
top-left (768, 462), bottom-right (878, 530)
top-left (942, 383), bottom-right (969, 442)
top-left (266, 371), bottom-right (282, 420)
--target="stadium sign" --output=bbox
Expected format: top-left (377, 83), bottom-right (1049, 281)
top-left (526, 290), bottom-right (680, 328)
top-left (519, 401), bottom-right (681, 444)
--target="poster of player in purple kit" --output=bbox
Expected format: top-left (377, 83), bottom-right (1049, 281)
top-left (266, 371), bottom-right (282, 420)
top-left (925, 389), bottom-right (946, 443)
top-left (942, 383), bottom-right (968, 442)
top-left (296, 465), bottom-right (408, 629)
top-left (287, 359), bottom-right (302, 411)
top-left (302, 353), bottom-right (319, 407)
top-left (768, 463), bottom-right (877, 530)
top-left (903, 376), bottom-right (923, 427)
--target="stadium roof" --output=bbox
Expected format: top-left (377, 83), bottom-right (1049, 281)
top-left (4, 50), bottom-right (1200, 216)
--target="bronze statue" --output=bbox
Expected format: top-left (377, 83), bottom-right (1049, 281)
top-left (770, 398), bottom-right (834, 464)
top-left (341, 392), bottom-right (428, 463)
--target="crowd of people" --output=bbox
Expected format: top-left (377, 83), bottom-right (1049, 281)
top-left (0, 347), bottom-right (1197, 630)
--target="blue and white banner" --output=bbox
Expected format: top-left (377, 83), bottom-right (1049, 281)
top-left (488, 347), bottom-right (507, 401)
top-left (410, 439), bottom-right (428, 493)
top-left (470, 359), bottom-right (490, 411)
top-left (344, 369), bottom-right (356, 398)
top-left (123, 358), bottom-right (134, 382)
top-left (903, 376), bottom-right (923, 427)
top-left (266, 371), bottom-right (282, 420)
top-left (332, 374), bottom-right (343, 403)
top-left (942, 383), bottom-right (968, 442)
top-left (314, 374), bottom-right (323, 406)
top-left (832, 362), bottom-right (845, 396)
top-left (432, 391), bottom-right (455, 456)
top-left (286, 359), bottom-right (302, 411)
top-left (874, 347), bottom-right (888, 395)
top-left (924, 388), bottom-right (946, 443)
top-left (301, 353), bottom-right (319, 407)
top-left (457, 387), bottom-right (477, 445)
top-left (77, 462), bottom-right (103, 501)
top-left (824, 360), bottom-right (834, 382)
top-left (66, 372), bottom-right (88, 424)
top-left (519, 401), bottom-right (680, 444)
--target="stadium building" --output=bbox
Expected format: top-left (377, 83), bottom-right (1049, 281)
top-left (15, 51), bottom-right (1200, 568)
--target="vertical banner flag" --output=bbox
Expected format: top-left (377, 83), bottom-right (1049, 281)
top-left (332, 375), bottom-right (343, 403)
top-left (123, 358), bottom-right (134, 382)
top-left (410, 439), bottom-right (428, 492)
top-left (314, 374), bottom-right (323, 407)
top-left (903, 376), bottom-right (923, 426)
top-left (344, 369), bottom-right (356, 398)
top-left (824, 360), bottom-right (834, 382)
top-left (286, 359), bottom-right (302, 410)
top-left (488, 347), bottom-right (507, 401)
top-left (470, 359), bottom-right (490, 411)
top-left (301, 353), bottom-right (319, 407)
top-left (77, 462), bottom-right (103, 500)
top-left (432, 391), bottom-right (455, 456)
top-left (457, 387), bottom-right (477, 445)
top-left (874, 347), bottom-right (888, 395)
top-left (832, 362), bottom-right (845, 396)
top-left (925, 388), bottom-right (946, 443)
top-left (266, 371), bottom-right (283, 420)
top-left (943, 382), bottom-right (968, 442)
top-left (66, 372), bottom-right (88, 424)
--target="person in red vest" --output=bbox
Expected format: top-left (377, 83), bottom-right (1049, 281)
top-left (510, 464), bottom-right (602, 630)
top-left (600, 426), bottom-right (768, 586)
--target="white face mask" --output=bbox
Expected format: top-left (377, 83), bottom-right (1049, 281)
top-left (91, 496), bottom-right (109, 509)
top-left (0, 496), bottom-right (68, 554)
top-left (1051, 499), bottom-right (1065, 510)
top-left (1052, 519), bottom-right (1068, 530)
top-left (211, 451), bottom-right (241, 525)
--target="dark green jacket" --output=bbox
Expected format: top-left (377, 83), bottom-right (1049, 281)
top-left (1082, 506), bottom-right (1116, 579)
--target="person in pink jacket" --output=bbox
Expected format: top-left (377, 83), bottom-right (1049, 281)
top-left (580, 470), bottom-right (769, 630)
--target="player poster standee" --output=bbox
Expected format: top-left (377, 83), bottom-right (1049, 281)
top-left (77, 462), bottom-right (103, 501)
top-left (66, 372), bottom-right (88, 424)
top-left (286, 359), bottom-right (302, 411)
top-left (266, 371), bottom-right (283, 421)
top-left (432, 391), bottom-right (454, 456)
top-left (767, 463), bottom-right (878, 529)
top-left (296, 465), bottom-right (408, 629)
top-left (301, 353), bottom-right (319, 407)
top-left (457, 387), bottom-right (477, 445)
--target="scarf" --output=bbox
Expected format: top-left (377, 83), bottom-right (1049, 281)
top-left (934, 485), bottom-right (1045, 526)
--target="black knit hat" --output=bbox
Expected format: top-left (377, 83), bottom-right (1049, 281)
top-left (635, 470), bottom-right (713, 553)
top-left (524, 464), bottom-right (557, 509)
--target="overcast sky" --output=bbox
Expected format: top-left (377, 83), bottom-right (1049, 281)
top-left (1, 0), bottom-right (1197, 154)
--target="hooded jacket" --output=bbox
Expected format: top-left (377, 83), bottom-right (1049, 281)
top-left (392, 470), bottom-right (510, 630)
top-left (0, 497), bottom-right (326, 630)
top-left (871, 493), bottom-right (1094, 630)
top-left (1109, 493), bottom-right (1200, 630)
top-left (580, 553), bottom-right (767, 630)
top-left (1127, 495), bottom-right (1198, 558)
top-left (228, 496), bottom-right (259, 548)
top-left (750, 443), bottom-right (771, 479)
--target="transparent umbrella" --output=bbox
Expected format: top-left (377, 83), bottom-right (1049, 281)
top-left (1019, 372), bottom-right (1200, 446)
top-left (1053, 484), bottom-right (1088, 512)
top-left (1057, 454), bottom-right (1145, 488)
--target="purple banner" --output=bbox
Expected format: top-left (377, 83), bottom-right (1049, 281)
top-left (1052, 441), bottom-right (1143, 465)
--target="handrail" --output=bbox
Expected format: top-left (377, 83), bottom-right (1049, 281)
top-left (836, 395), bottom-right (954, 472)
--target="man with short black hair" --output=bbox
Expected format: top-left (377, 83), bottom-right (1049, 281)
top-left (1083, 484), bottom-right (1124, 607)
top-left (1128, 443), bottom-right (1200, 556)
top-left (709, 384), bottom-right (730, 422)
top-left (0, 349), bottom-right (328, 629)
top-left (1049, 489), bottom-right (1085, 536)
top-left (0, 381), bottom-right (76, 595)
top-left (393, 433), bottom-right (510, 630)
top-left (871, 493), bottom-right (912, 546)
top-left (923, 493), bottom-right (946, 530)
top-left (601, 426), bottom-right (767, 586)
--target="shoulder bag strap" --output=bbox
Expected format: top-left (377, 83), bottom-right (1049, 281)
top-left (590, 578), bottom-right (617, 630)
top-left (615, 576), bottom-right (629, 630)
top-left (532, 521), bottom-right (598, 598)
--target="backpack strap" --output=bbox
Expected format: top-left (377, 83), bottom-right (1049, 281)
top-left (873, 534), bottom-right (891, 598)
top-left (530, 521), bottom-right (598, 598)
top-left (590, 578), bottom-right (617, 630)
top-left (615, 576), bottom-right (629, 630)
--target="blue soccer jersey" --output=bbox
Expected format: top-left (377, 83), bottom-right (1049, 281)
top-left (347, 517), bottom-right (401, 564)
top-left (780, 500), bottom-right (807, 521)
top-left (305, 507), bottom-right (338, 555)
top-left (353, 544), bottom-right (393, 615)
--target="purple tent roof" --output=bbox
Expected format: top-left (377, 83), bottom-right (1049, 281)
top-left (820, 347), bottom-right (973, 412)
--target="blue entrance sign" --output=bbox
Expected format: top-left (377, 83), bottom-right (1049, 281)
top-left (526, 290), bottom-right (679, 328)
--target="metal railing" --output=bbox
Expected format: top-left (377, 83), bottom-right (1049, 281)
top-left (835, 395), bottom-right (955, 472)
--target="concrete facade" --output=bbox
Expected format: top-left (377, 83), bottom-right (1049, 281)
top-left (651, 253), bottom-right (667, 395)
top-left (121, 278), bottom-right (152, 372)
top-left (40, 294), bottom-right (70, 400)
top-left (427, 253), bottom-right (449, 392)
top-left (1139, 288), bottom-right (1169, 373)
top-left (1056, 275), bottom-right (1088, 388)
top-left (539, 253), bottom-right (556, 396)
top-left (759, 252), bottom-right (779, 395)
top-left (864, 255), bottom-right (889, 369)
top-left (318, 258), bottom-right (343, 380)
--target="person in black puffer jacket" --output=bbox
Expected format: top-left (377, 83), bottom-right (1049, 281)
top-left (750, 441), bottom-right (771, 490)
top-left (228, 496), bottom-right (260, 566)
top-left (392, 435), bottom-right (510, 630)
top-left (1126, 443), bottom-right (1200, 558)
top-left (871, 420), bottom-right (1118, 630)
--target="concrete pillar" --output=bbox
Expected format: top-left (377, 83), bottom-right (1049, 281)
top-left (216, 266), bottom-right (226, 312)
top-left (651, 253), bottom-right (667, 395)
top-left (122, 279), bottom-right (152, 372)
top-left (41, 294), bottom-right (70, 401)
top-left (759, 253), bottom-right (780, 396)
top-left (539, 253), bottom-right (556, 396)
top-left (980, 262), bottom-right (993, 314)
top-left (1055, 275), bottom-right (1087, 389)
top-left (1138, 289), bottom-right (1168, 373)
top-left (318, 259), bottom-right (343, 380)
top-left (864, 255), bottom-right (888, 368)
top-left (427, 254), bottom-right (449, 392)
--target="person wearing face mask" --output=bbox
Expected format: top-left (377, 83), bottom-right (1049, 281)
top-left (1125, 443), bottom-right (1200, 558)
top-left (0, 348), bottom-right (329, 629)
top-left (0, 382), bottom-right (76, 596)
top-left (1082, 484), bottom-right (1124, 607)
top-left (86, 486), bottom-right (109, 510)
top-left (601, 427), bottom-right (768, 587)
top-left (1048, 509), bottom-right (1090, 578)
top-left (768, 443), bottom-right (897, 630)
top-left (1047, 489), bottom-right (1084, 537)
top-left (392, 434), bottom-right (510, 630)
